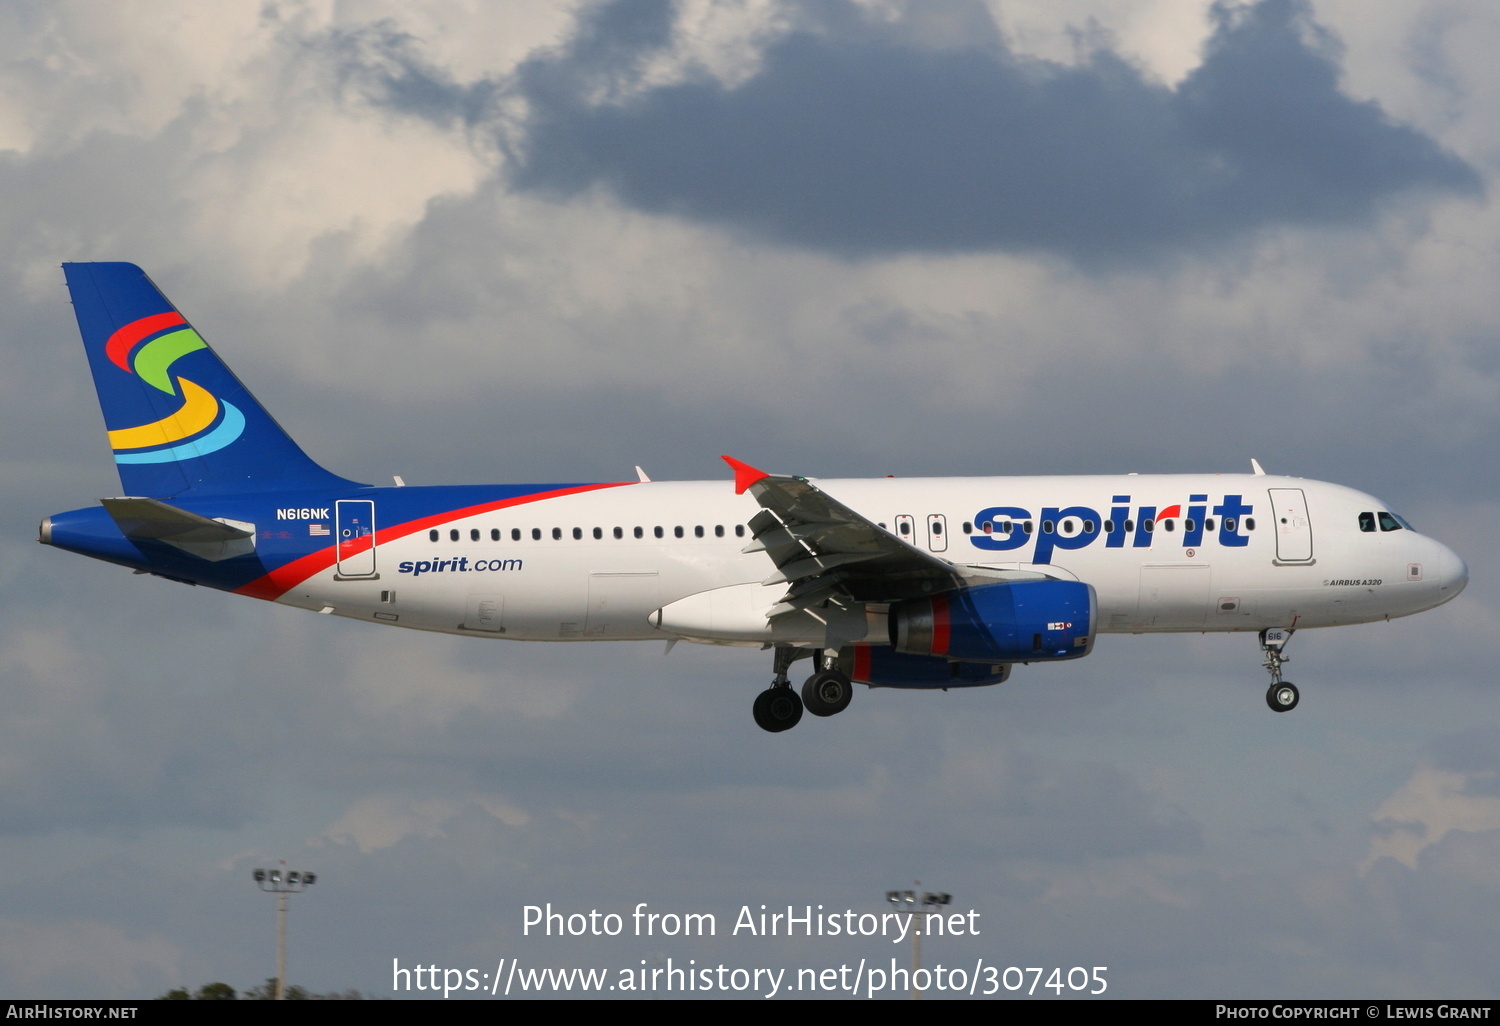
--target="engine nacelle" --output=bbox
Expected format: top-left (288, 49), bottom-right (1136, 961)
top-left (839, 645), bottom-right (1010, 689)
top-left (888, 580), bottom-right (1096, 662)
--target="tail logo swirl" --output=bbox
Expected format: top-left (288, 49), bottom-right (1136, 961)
top-left (104, 313), bottom-right (245, 464)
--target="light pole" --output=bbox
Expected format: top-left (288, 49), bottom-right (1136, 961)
top-left (886, 889), bottom-right (917, 999)
top-left (886, 886), bottom-right (951, 1000)
top-left (916, 890), bottom-right (951, 997)
top-left (252, 863), bottom-right (316, 1000)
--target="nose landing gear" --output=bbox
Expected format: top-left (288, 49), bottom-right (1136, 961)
top-left (1260, 628), bottom-right (1299, 712)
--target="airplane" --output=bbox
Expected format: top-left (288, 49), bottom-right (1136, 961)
top-left (40, 263), bottom-right (1469, 732)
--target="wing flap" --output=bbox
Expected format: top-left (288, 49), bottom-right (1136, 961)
top-left (762, 550), bottom-right (882, 587)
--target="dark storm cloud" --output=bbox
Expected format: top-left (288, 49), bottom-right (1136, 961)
top-left (498, 0), bottom-right (1480, 262)
top-left (316, 21), bottom-right (499, 128)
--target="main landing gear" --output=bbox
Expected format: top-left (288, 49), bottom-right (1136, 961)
top-left (1259, 628), bottom-right (1299, 712)
top-left (754, 646), bottom-right (853, 732)
top-left (802, 669), bottom-right (853, 717)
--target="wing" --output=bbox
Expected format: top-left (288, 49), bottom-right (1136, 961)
top-left (723, 456), bottom-right (964, 619)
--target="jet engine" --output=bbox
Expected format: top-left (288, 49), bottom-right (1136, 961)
top-left (888, 580), bottom-right (1096, 663)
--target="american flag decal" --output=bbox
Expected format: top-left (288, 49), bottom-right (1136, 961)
top-left (309, 523), bottom-right (330, 536)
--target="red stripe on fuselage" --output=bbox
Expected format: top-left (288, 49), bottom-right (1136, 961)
top-left (106, 312), bottom-right (186, 370)
top-left (234, 482), bottom-right (635, 601)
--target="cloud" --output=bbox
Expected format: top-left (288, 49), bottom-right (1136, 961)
top-left (320, 793), bottom-right (530, 853)
top-left (1363, 763), bottom-right (1500, 871)
top-left (3, 0), bottom-right (1499, 998)
top-left (495, 0), bottom-right (1481, 263)
top-left (0, 919), bottom-right (181, 997)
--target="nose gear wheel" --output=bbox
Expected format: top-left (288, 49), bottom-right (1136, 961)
top-left (1259, 628), bottom-right (1299, 713)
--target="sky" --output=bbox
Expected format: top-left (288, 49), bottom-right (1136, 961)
top-left (2, 0), bottom-right (1498, 1000)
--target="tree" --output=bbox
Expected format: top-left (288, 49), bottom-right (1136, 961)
top-left (158, 982), bottom-right (236, 1000)
top-left (160, 978), bottom-right (366, 1000)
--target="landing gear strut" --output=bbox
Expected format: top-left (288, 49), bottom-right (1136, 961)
top-left (754, 644), bottom-right (807, 732)
top-left (1259, 628), bottom-right (1300, 712)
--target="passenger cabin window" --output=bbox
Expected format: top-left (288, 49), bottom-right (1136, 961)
top-left (635, 527), bottom-right (644, 539)
top-left (735, 525), bottom-right (745, 537)
top-left (552, 528), bottom-right (562, 540)
top-left (654, 526), bottom-right (664, 539)
top-left (429, 529), bottom-right (438, 542)
top-left (449, 529), bottom-right (460, 542)
top-left (674, 526), bottom-right (684, 538)
top-left (593, 527), bottom-right (603, 539)
top-left (694, 526), bottom-right (704, 538)
top-left (512, 529), bottom-right (521, 541)
top-left (490, 529), bottom-right (500, 541)
top-left (471, 529), bottom-right (480, 541)
top-left (614, 527), bottom-right (623, 539)
top-left (715, 525), bottom-right (724, 537)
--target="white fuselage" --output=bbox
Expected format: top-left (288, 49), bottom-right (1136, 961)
top-left (274, 473), bottom-right (1467, 649)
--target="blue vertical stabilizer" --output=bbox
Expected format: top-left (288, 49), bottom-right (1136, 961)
top-left (63, 262), bottom-right (360, 497)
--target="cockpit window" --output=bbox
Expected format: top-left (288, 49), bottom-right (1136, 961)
top-left (1358, 512), bottom-right (1376, 533)
top-left (1379, 511), bottom-right (1412, 532)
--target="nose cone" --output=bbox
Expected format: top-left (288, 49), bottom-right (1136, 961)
top-left (1430, 540), bottom-right (1468, 606)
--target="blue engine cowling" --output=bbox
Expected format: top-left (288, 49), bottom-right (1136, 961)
top-left (888, 579), bottom-right (1096, 663)
top-left (839, 645), bottom-right (1011, 689)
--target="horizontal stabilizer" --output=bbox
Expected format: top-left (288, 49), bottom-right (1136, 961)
top-left (102, 497), bottom-right (252, 542)
top-left (101, 497), bottom-right (256, 562)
